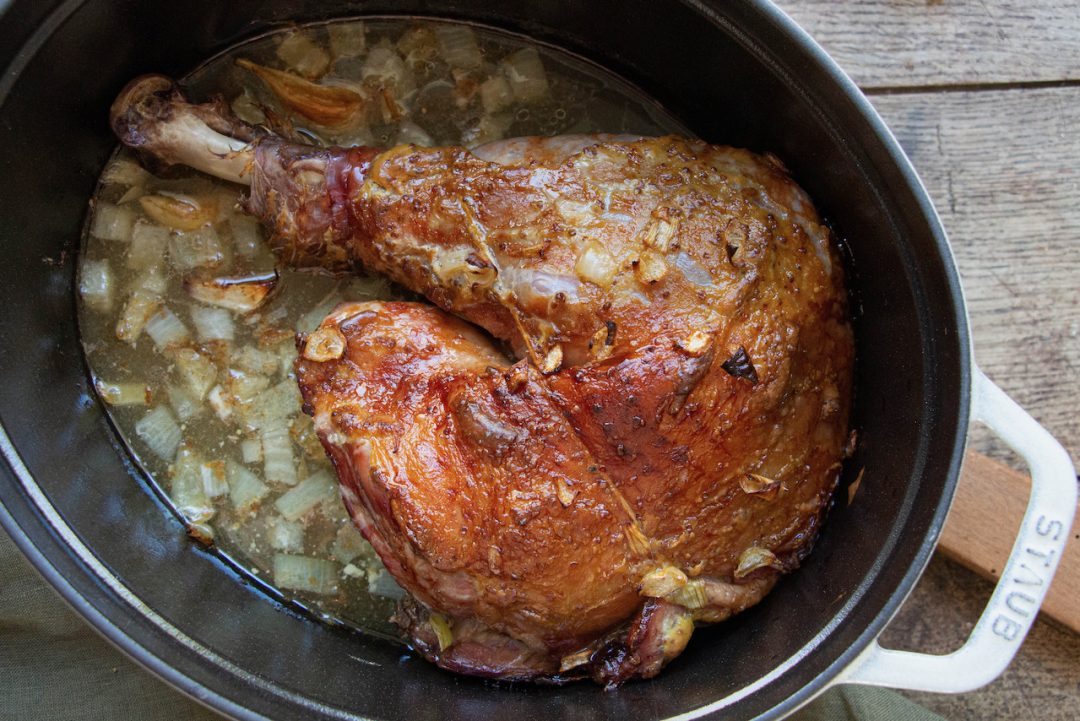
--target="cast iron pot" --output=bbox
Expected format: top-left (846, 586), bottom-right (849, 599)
top-left (0, 1), bottom-right (1074, 719)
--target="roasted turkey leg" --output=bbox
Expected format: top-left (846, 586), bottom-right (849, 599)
top-left (111, 75), bottom-right (854, 686)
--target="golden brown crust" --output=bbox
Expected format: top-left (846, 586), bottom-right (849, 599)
top-left (287, 135), bottom-right (853, 682)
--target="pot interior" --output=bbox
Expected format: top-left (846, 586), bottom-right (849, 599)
top-left (0, 1), bottom-right (969, 719)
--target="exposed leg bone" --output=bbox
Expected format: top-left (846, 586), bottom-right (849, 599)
top-left (110, 75), bottom-right (257, 184)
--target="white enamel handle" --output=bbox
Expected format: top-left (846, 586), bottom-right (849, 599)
top-left (842, 368), bottom-right (1077, 693)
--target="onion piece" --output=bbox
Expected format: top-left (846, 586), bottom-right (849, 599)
top-left (575, 241), bottom-right (617, 288)
top-left (367, 568), bottom-right (405, 599)
top-left (135, 406), bottom-right (182, 461)
top-left (395, 120), bottom-right (433, 146)
top-left (275, 469), bottom-right (336, 521)
top-left (435, 25), bottom-right (482, 70)
top-left (332, 523), bottom-right (369, 564)
top-left (184, 271), bottom-right (278, 313)
top-left (200, 460), bottom-right (230, 498)
top-left (127, 221), bottom-right (169, 272)
top-left (329, 22), bottom-right (366, 59)
top-left (167, 384), bottom-right (202, 422)
top-left (273, 554), bottom-right (338, 595)
top-left (101, 158), bottom-right (151, 188)
top-left (115, 271), bottom-right (166, 344)
top-left (262, 422), bottom-right (298, 486)
top-left (190, 305), bottom-right (235, 343)
top-left (228, 214), bottom-right (265, 259)
top-left (479, 74), bottom-right (513, 114)
top-left (240, 438), bottom-right (263, 464)
top-left (145, 307), bottom-right (190, 352)
top-left (174, 348), bottom-right (217, 400)
top-left (169, 226), bottom-right (227, 271)
top-left (501, 47), bottom-right (549, 103)
top-left (171, 447), bottom-right (214, 523)
top-left (734, 546), bottom-right (784, 579)
top-left (230, 88), bottom-right (266, 125)
top-left (276, 31), bottom-right (331, 79)
top-left (95, 380), bottom-right (149, 406)
top-left (228, 461), bottom-right (269, 512)
top-left (90, 202), bottom-right (136, 242)
top-left (270, 517), bottom-right (305, 552)
top-left (237, 58), bottom-right (365, 130)
top-left (79, 259), bottom-right (114, 312)
top-left (232, 345), bottom-right (280, 375)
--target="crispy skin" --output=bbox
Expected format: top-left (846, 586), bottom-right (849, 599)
top-left (286, 136), bottom-right (854, 683)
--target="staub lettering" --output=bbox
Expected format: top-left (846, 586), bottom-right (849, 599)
top-left (989, 514), bottom-right (1065, 643)
top-left (1036, 515), bottom-right (1064, 541)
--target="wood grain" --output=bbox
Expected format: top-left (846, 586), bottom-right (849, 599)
top-left (774, 0), bottom-right (1080, 88)
top-left (941, 450), bottom-right (1080, 633)
top-left (869, 87), bottom-right (1080, 467)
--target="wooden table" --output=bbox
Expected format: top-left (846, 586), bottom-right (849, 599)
top-left (773, 1), bottom-right (1080, 717)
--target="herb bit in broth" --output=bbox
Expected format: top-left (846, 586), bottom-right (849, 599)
top-left (77, 20), bottom-right (680, 635)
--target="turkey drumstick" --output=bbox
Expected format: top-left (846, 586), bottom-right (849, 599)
top-left (111, 75), bottom-right (854, 685)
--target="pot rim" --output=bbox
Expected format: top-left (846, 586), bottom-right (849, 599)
top-left (0, 1), bottom-right (972, 719)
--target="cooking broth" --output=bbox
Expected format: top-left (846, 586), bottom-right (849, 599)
top-left (78, 18), bottom-right (684, 635)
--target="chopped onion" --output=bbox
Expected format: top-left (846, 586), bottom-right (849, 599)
top-left (90, 202), bottom-right (136, 242)
top-left (734, 546), bottom-right (783, 579)
top-left (367, 568), bottom-right (405, 599)
top-left (101, 158), bottom-right (151, 188)
top-left (95, 380), bottom-right (149, 406)
top-left (184, 271), bottom-right (277, 313)
top-left (275, 469), bottom-right (335, 521)
top-left (169, 226), bottom-right (227, 271)
top-left (329, 22), bottom-right (366, 59)
top-left (435, 25), bottom-right (482, 70)
top-left (273, 554), bottom-right (338, 595)
top-left (240, 438), bottom-right (263, 464)
top-left (461, 112), bottom-right (512, 147)
top-left (171, 447), bottom-right (214, 523)
top-left (332, 523), bottom-right (369, 564)
top-left (207, 384), bottom-right (233, 422)
top-left (270, 517), bottom-right (305, 552)
top-left (278, 342), bottom-right (298, 379)
top-left (190, 306), bottom-right (235, 343)
top-left (174, 348), bottom-right (217, 400)
top-left (501, 47), bottom-right (549, 103)
top-left (227, 461), bottom-right (268, 512)
top-left (135, 405), bottom-right (182, 461)
top-left (241, 379), bottom-right (301, 433)
top-left (262, 422), bottom-right (298, 486)
top-left (167, 384), bottom-right (202, 422)
top-left (362, 45), bottom-right (415, 95)
top-left (395, 120), bottom-right (433, 146)
top-left (127, 220), bottom-right (169, 272)
top-left (342, 275), bottom-right (391, 301)
top-left (200, 459), bottom-right (230, 498)
top-left (233, 345), bottom-right (279, 375)
top-left (479, 74), bottom-right (513, 114)
top-left (575, 241), bottom-right (617, 288)
top-left (79, 259), bottom-right (114, 312)
top-left (276, 31), bottom-right (331, 79)
top-left (115, 271), bottom-right (166, 344)
top-left (230, 88), bottom-right (266, 125)
top-left (229, 214), bottom-right (266, 258)
top-left (297, 291), bottom-right (343, 334)
top-left (397, 26), bottom-right (439, 72)
top-left (226, 368), bottom-right (271, 406)
top-left (140, 193), bottom-right (217, 231)
top-left (145, 307), bottom-right (191, 352)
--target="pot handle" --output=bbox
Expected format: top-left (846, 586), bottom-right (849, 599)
top-left (841, 369), bottom-right (1077, 693)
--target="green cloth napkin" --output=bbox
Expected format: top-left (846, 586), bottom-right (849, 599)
top-left (0, 529), bottom-right (944, 720)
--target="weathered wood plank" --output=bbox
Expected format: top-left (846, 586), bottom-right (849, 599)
top-left (774, 0), bottom-right (1080, 88)
top-left (870, 86), bottom-right (1080, 466)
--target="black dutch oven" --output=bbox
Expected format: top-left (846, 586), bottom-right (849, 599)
top-left (0, 1), bottom-right (1074, 719)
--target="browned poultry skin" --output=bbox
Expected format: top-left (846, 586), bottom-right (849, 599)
top-left (111, 77), bottom-right (853, 685)
top-left (287, 135), bottom-right (853, 682)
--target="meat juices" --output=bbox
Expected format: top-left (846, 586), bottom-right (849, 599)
top-left (109, 55), bottom-right (853, 685)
